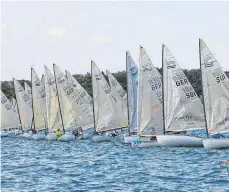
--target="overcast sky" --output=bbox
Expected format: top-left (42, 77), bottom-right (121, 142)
top-left (1, 1), bottom-right (229, 81)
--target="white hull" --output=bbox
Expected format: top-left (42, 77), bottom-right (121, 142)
top-left (131, 141), bottom-right (159, 148)
top-left (1, 132), bottom-right (9, 137)
top-left (32, 134), bottom-right (45, 140)
top-left (157, 135), bottom-right (203, 147)
top-left (123, 135), bottom-right (139, 143)
top-left (45, 133), bottom-right (57, 141)
top-left (203, 138), bottom-right (229, 150)
top-left (91, 135), bottom-right (111, 142)
top-left (57, 134), bottom-right (75, 141)
top-left (21, 133), bottom-right (32, 139)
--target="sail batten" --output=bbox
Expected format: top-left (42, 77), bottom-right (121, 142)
top-left (200, 39), bottom-right (229, 134)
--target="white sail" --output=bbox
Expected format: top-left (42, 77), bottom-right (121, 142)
top-left (53, 64), bottom-right (94, 130)
top-left (107, 70), bottom-right (128, 127)
top-left (163, 45), bottom-right (205, 132)
top-left (11, 97), bottom-right (20, 121)
top-left (13, 79), bottom-right (33, 130)
top-left (65, 70), bottom-right (93, 105)
top-left (126, 52), bottom-right (138, 133)
top-left (91, 61), bottom-right (124, 132)
top-left (31, 68), bottom-right (47, 130)
top-left (44, 65), bottom-right (63, 131)
top-left (1, 90), bottom-right (20, 129)
top-left (200, 39), bottom-right (229, 134)
top-left (138, 47), bottom-right (163, 136)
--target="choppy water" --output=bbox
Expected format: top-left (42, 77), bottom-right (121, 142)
top-left (1, 136), bottom-right (229, 192)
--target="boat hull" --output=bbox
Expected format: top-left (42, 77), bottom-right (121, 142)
top-left (156, 135), bottom-right (203, 147)
top-left (123, 135), bottom-right (140, 143)
top-left (131, 141), bottom-right (159, 148)
top-left (91, 135), bottom-right (111, 142)
top-left (1, 132), bottom-right (9, 137)
top-left (45, 133), bottom-right (57, 141)
top-left (32, 134), bottom-right (45, 140)
top-left (202, 138), bottom-right (229, 150)
top-left (21, 133), bottom-right (32, 139)
top-left (57, 134), bottom-right (75, 141)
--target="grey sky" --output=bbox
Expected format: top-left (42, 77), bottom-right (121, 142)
top-left (1, 1), bottom-right (229, 81)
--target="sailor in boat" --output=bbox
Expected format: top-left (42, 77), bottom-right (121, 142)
top-left (45, 128), bottom-right (49, 135)
top-left (111, 130), bottom-right (119, 137)
top-left (55, 128), bottom-right (62, 137)
top-left (150, 136), bottom-right (157, 141)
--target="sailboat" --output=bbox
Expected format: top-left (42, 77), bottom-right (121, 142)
top-left (106, 70), bottom-right (129, 138)
top-left (65, 70), bottom-right (94, 138)
top-left (91, 61), bottom-right (127, 142)
top-left (156, 45), bottom-right (206, 147)
top-left (31, 68), bottom-right (47, 140)
top-left (44, 65), bottom-right (63, 141)
top-left (13, 79), bottom-right (33, 138)
top-left (123, 52), bottom-right (140, 143)
top-left (1, 90), bottom-right (21, 137)
top-left (199, 39), bottom-right (229, 149)
top-left (53, 64), bottom-right (95, 141)
top-left (132, 46), bottom-right (163, 147)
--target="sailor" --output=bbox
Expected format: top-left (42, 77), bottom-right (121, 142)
top-left (55, 128), bottom-right (62, 137)
top-left (111, 131), bottom-right (118, 137)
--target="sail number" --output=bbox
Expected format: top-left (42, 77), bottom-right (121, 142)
top-left (186, 92), bottom-right (196, 98)
top-left (212, 68), bottom-right (226, 83)
top-left (173, 73), bottom-right (189, 87)
top-left (148, 77), bottom-right (162, 91)
top-left (216, 74), bottom-right (225, 83)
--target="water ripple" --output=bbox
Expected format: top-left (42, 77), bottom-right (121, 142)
top-left (1, 136), bottom-right (229, 192)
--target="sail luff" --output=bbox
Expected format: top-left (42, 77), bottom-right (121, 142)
top-left (162, 44), bottom-right (166, 135)
top-left (199, 39), bottom-right (208, 137)
top-left (31, 68), bottom-right (36, 130)
top-left (126, 52), bottom-right (131, 136)
top-left (91, 61), bottom-right (97, 133)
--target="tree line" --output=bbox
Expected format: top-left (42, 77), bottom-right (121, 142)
top-left (1, 69), bottom-right (229, 100)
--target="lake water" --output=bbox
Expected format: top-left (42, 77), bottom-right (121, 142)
top-left (1, 136), bottom-right (229, 192)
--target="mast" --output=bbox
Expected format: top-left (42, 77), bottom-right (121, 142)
top-left (161, 44), bottom-right (166, 135)
top-left (91, 61), bottom-right (97, 134)
top-left (53, 63), bottom-right (65, 134)
top-left (126, 51), bottom-right (131, 136)
top-left (13, 78), bottom-right (23, 131)
top-left (199, 39), bottom-right (209, 137)
top-left (31, 68), bottom-right (36, 130)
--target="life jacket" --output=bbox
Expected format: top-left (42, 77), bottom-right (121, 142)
top-left (56, 131), bottom-right (62, 137)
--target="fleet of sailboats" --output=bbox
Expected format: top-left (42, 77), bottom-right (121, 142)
top-left (1, 40), bottom-right (229, 149)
